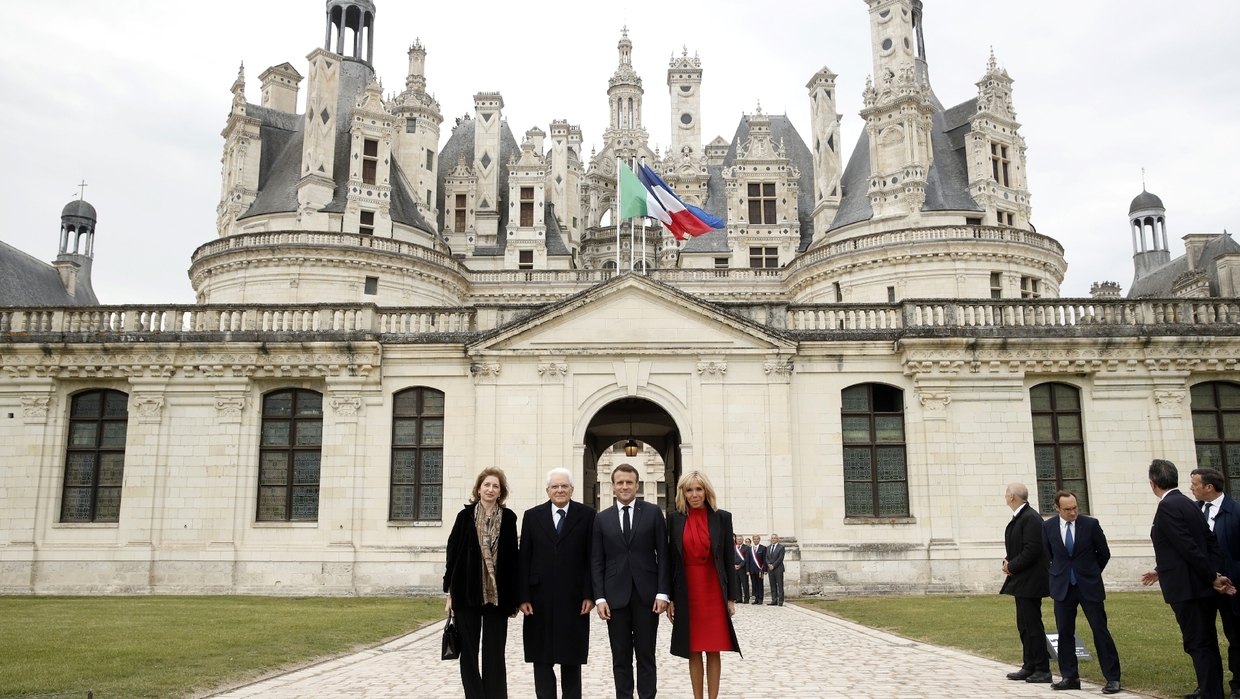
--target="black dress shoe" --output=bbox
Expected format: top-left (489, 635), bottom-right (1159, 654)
top-left (1026, 671), bottom-right (1054, 684)
top-left (1051, 677), bottom-right (1081, 691)
top-left (778, 602), bottom-right (784, 606)
top-left (1186, 690), bottom-right (1202, 699)
top-left (1102, 681), bottom-right (1122, 695)
top-left (767, 602), bottom-right (779, 606)
top-left (1008, 669), bottom-right (1034, 681)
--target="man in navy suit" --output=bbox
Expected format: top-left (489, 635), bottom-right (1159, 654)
top-left (1193, 467), bottom-right (1240, 699)
top-left (1042, 490), bottom-right (1121, 693)
top-left (592, 463), bottom-right (671, 699)
top-left (748, 534), bottom-right (768, 605)
top-left (1142, 459), bottom-right (1237, 699)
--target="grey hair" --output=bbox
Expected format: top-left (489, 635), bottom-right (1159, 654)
top-left (1006, 482), bottom-right (1029, 502)
top-left (546, 468), bottom-right (574, 488)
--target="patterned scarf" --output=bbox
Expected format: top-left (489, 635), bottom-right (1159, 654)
top-left (473, 502), bottom-right (502, 606)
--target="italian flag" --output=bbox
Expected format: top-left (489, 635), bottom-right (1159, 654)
top-left (618, 161), bottom-right (723, 240)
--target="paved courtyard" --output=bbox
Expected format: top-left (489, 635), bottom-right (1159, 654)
top-left (210, 602), bottom-right (1136, 698)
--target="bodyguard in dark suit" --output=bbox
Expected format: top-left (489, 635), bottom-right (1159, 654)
top-left (1142, 460), bottom-right (1237, 699)
top-left (766, 533), bottom-right (786, 606)
top-left (1042, 490), bottom-right (1122, 693)
top-left (748, 534), bottom-right (768, 604)
top-left (518, 468), bottom-right (596, 699)
top-left (592, 464), bottom-right (671, 699)
top-left (733, 535), bottom-right (750, 603)
top-left (1193, 467), bottom-right (1240, 699)
top-left (1001, 482), bottom-right (1051, 684)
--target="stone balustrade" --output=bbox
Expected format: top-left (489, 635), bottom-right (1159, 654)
top-left (190, 230), bottom-right (469, 276)
top-left (5, 298), bottom-right (1240, 342)
top-left (792, 224), bottom-right (1066, 272)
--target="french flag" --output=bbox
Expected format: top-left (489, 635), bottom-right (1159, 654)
top-left (634, 164), bottom-right (724, 240)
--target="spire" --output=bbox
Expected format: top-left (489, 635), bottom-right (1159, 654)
top-left (618, 26), bottom-right (632, 66)
top-left (987, 46), bottom-right (997, 73)
top-left (230, 62), bottom-right (246, 115)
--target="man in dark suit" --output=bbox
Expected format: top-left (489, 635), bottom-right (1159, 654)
top-left (1042, 490), bottom-right (1122, 693)
top-left (1001, 482), bottom-right (1051, 684)
top-left (733, 534), bottom-right (750, 603)
top-left (766, 533), bottom-right (786, 606)
top-left (1142, 459), bottom-right (1237, 699)
top-left (1193, 467), bottom-right (1240, 699)
top-left (518, 468), bottom-right (596, 699)
top-left (748, 534), bottom-right (768, 605)
top-left (592, 463), bottom-right (670, 699)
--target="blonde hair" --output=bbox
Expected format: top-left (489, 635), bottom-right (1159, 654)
top-left (674, 470), bottom-right (719, 514)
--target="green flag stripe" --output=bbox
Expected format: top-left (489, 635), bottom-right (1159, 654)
top-left (618, 162), bottom-right (648, 220)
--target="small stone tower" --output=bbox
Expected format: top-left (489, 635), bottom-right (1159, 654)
top-left (55, 199), bottom-right (98, 301)
top-left (1130, 189), bottom-right (1170, 279)
top-left (667, 47), bottom-right (702, 161)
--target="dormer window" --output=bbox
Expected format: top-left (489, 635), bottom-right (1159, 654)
top-left (990, 143), bottom-right (1010, 187)
top-left (747, 183), bottom-right (777, 224)
top-left (359, 210), bottom-right (374, 236)
top-left (520, 187), bottom-right (534, 227)
top-left (454, 194), bottom-right (467, 232)
top-left (518, 250), bottom-right (533, 270)
top-left (363, 139), bottom-right (378, 185)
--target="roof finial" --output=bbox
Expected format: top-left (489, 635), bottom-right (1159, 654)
top-left (987, 46), bottom-right (997, 72)
top-left (755, 99), bottom-right (763, 115)
top-left (682, 45), bottom-right (688, 57)
top-left (75, 180), bottom-right (87, 201)
top-left (1142, 166), bottom-right (1146, 191)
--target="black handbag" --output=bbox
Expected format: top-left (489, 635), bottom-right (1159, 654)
top-left (441, 613), bottom-right (460, 660)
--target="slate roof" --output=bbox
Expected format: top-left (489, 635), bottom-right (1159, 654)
top-left (61, 199), bottom-right (97, 220)
top-left (0, 240), bottom-right (98, 306)
top-left (436, 116), bottom-right (522, 256)
top-left (1130, 233), bottom-right (1240, 298)
top-left (827, 97), bottom-right (982, 234)
top-left (236, 103), bottom-right (436, 235)
top-left (682, 115), bottom-right (816, 254)
top-left (1130, 190), bottom-right (1165, 214)
top-left (543, 204), bottom-right (572, 257)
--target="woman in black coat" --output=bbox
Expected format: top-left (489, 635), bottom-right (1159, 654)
top-left (665, 470), bottom-right (741, 699)
top-left (444, 467), bottom-right (519, 699)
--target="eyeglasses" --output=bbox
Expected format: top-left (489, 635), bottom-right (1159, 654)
top-left (548, 484), bottom-right (573, 491)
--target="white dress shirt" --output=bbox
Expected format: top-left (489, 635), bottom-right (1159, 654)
top-left (596, 499), bottom-right (670, 606)
top-left (1059, 518), bottom-right (1075, 547)
top-left (552, 501), bottom-right (570, 530)
top-left (1012, 502), bottom-right (1027, 517)
top-left (1202, 493), bottom-right (1224, 532)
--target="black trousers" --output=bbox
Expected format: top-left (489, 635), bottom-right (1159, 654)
top-left (1052, 585), bottom-right (1120, 681)
top-left (454, 604), bottom-right (508, 699)
top-left (750, 572), bottom-right (764, 603)
top-left (1218, 597), bottom-right (1240, 692)
top-left (534, 662), bottom-right (581, 699)
top-left (769, 568), bottom-right (785, 604)
top-left (607, 586), bottom-right (660, 699)
top-left (1171, 597), bottom-right (1225, 699)
top-left (736, 567), bottom-right (750, 602)
top-left (1014, 596), bottom-right (1050, 673)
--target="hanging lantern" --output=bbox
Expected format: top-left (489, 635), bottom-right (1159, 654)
top-left (624, 439), bottom-right (639, 458)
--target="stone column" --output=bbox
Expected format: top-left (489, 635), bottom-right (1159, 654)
top-left (1, 382), bottom-right (57, 593)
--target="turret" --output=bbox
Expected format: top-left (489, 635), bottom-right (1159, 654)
top-left (807, 66), bottom-right (842, 238)
top-left (55, 198), bottom-right (98, 300)
top-left (1130, 189), bottom-right (1170, 279)
top-left (473, 92), bottom-right (504, 245)
top-left (667, 47), bottom-right (703, 161)
top-left (391, 39), bottom-right (443, 214)
top-left (324, 0), bottom-right (376, 64)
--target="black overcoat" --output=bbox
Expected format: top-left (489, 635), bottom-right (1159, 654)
top-left (666, 506), bottom-right (742, 659)
top-left (1000, 503), bottom-right (1050, 599)
top-left (517, 500), bottom-right (596, 665)
top-left (1152, 488), bottom-right (1224, 604)
top-left (443, 503), bottom-right (520, 616)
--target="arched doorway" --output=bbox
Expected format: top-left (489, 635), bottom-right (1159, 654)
top-left (581, 397), bottom-right (682, 514)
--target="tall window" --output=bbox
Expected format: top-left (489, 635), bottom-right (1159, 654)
top-left (405, 118), bottom-right (417, 134)
top-left (991, 143), bottom-right (1010, 186)
top-left (1191, 382), bottom-right (1240, 494)
top-left (1021, 276), bottom-right (1041, 299)
top-left (1031, 383), bottom-right (1088, 514)
top-left (454, 194), bottom-right (467, 232)
top-left (747, 183), bottom-right (777, 224)
top-left (426, 149), bottom-right (435, 171)
top-left (749, 246), bottom-right (778, 269)
top-left (391, 388), bottom-right (445, 521)
top-left (258, 390), bottom-right (323, 522)
top-left (990, 272), bottom-right (1003, 299)
top-left (362, 139), bottom-right (378, 185)
top-left (359, 210), bottom-right (375, 236)
top-left (62, 390), bottom-right (128, 523)
top-left (841, 384), bottom-right (909, 517)
top-left (998, 211), bottom-right (1015, 227)
top-left (520, 187), bottom-right (534, 227)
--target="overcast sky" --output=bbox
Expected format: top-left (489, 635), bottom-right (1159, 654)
top-left (1, 0), bottom-right (1237, 304)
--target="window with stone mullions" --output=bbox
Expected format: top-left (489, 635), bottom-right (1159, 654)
top-left (1191, 382), bottom-right (1240, 494)
top-left (841, 384), bottom-right (909, 518)
top-left (520, 187), bottom-right (534, 227)
top-left (747, 183), bottom-right (777, 225)
top-left (61, 390), bottom-right (129, 523)
top-left (991, 143), bottom-right (1010, 187)
top-left (1031, 383), bottom-right (1089, 515)
top-left (391, 388), bottom-right (445, 521)
top-left (258, 389), bottom-right (323, 521)
top-left (362, 139), bottom-right (378, 185)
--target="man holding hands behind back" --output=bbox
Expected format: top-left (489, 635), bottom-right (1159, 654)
top-left (518, 468), bottom-right (596, 699)
top-left (1002, 482), bottom-right (1051, 684)
top-left (1042, 490), bottom-right (1122, 693)
top-left (592, 464), bottom-right (671, 699)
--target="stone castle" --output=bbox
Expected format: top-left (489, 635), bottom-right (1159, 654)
top-left (2, 0), bottom-right (1239, 596)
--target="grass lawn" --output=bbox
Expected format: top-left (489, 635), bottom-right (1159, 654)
top-left (0, 596), bottom-right (444, 699)
top-left (800, 591), bottom-right (1217, 699)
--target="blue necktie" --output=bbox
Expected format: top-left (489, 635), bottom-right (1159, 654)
top-left (1065, 522), bottom-right (1076, 586)
top-left (556, 508), bottom-right (566, 537)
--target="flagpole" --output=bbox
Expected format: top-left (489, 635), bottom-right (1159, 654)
top-left (615, 156), bottom-right (621, 274)
top-left (639, 158), bottom-right (647, 276)
top-left (630, 156), bottom-right (636, 274)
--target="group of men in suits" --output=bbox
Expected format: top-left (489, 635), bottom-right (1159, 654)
top-left (731, 533), bottom-right (787, 606)
top-left (1002, 461), bottom-right (1240, 699)
top-left (517, 464), bottom-right (671, 699)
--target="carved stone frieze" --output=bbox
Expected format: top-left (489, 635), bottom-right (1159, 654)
top-left (538, 363), bottom-right (569, 383)
top-left (471, 363), bottom-right (501, 384)
top-left (696, 361), bottom-right (727, 377)
top-left (1154, 388), bottom-right (1187, 420)
top-left (132, 395), bottom-right (164, 424)
top-left (329, 396), bottom-right (363, 417)
top-left (764, 360), bottom-right (794, 382)
top-left (214, 396), bottom-right (246, 423)
top-left (916, 391), bottom-right (951, 418)
top-left (20, 395), bottom-right (52, 422)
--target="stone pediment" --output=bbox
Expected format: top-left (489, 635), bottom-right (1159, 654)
top-left (467, 274), bottom-right (793, 355)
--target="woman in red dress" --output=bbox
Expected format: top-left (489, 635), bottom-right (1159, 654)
top-left (666, 470), bottom-right (741, 699)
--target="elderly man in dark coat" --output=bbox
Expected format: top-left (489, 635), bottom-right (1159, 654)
top-left (1002, 482), bottom-right (1051, 684)
top-left (518, 468), bottom-right (596, 699)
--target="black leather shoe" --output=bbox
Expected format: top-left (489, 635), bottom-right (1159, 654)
top-left (1102, 681), bottom-right (1122, 695)
top-left (1026, 671), bottom-right (1054, 684)
top-left (1186, 690), bottom-right (1202, 699)
top-left (1008, 669), bottom-right (1034, 681)
top-left (767, 602), bottom-right (779, 606)
top-left (1052, 677), bottom-right (1081, 691)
